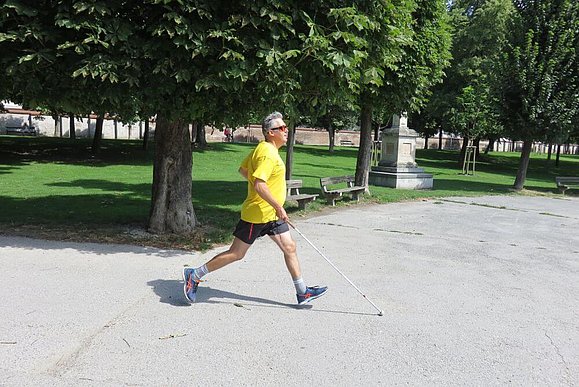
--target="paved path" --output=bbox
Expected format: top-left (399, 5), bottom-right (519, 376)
top-left (1, 196), bottom-right (578, 386)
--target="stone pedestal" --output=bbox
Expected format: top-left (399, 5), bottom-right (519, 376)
top-left (369, 114), bottom-right (433, 189)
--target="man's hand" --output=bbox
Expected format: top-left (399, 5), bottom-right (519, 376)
top-left (275, 206), bottom-right (289, 222)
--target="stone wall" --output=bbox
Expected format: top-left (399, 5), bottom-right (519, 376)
top-left (215, 125), bottom-right (361, 146)
top-left (0, 111), bottom-right (155, 140)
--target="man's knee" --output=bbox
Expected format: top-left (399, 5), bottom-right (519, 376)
top-left (282, 238), bottom-right (297, 255)
top-left (228, 250), bottom-right (246, 261)
top-left (227, 243), bottom-right (250, 261)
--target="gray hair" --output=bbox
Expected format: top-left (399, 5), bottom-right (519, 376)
top-left (262, 111), bottom-right (283, 137)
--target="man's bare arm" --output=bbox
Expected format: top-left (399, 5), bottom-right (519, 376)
top-left (238, 167), bottom-right (248, 180)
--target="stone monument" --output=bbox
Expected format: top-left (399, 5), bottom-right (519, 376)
top-left (368, 113), bottom-right (433, 189)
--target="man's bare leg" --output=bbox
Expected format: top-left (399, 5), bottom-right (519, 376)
top-left (205, 237), bottom-right (252, 272)
top-left (270, 230), bottom-right (328, 304)
top-left (269, 231), bottom-right (301, 279)
top-left (183, 237), bottom-right (251, 303)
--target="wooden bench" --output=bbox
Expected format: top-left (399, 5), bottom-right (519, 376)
top-left (556, 177), bottom-right (579, 195)
top-left (320, 175), bottom-right (366, 206)
top-left (340, 139), bottom-right (354, 146)
top-left (286, 180), bottom-right (319, 210)
top-left (5, 126), bottom-right (37, 136)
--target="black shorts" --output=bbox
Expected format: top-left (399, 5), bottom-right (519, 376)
top-left (233, 219), bottom-right (289, 245)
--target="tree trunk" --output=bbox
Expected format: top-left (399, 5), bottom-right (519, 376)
top-left (91, 114), bottom-right (104, 154)
top-left (555, 144), bottom-right (561, 167)
top-left (143, 119), bottom-right (150, 150)
top-left (53, 115), bottom-right (60, 137)
top-left (87, 116), bottom-right (91, 138)
top-left (459, 135), bottom-right (470, 166)
top-left (194, 122), bottom-right (207, 149)
top-left (513, 140), bottom-right (532, 190)
top-left (148, 115), bottom-right (196, 234)
top-left (438, 129), bottom-right (443, 150)
top-left (328, 124), bottom-right (335, 153)
top-left (114, 120), bottom-right (118, 139)
top-left (354, 102), bottom-right (373, 189)
top-left (69, 114), bottom-right (76, 139)
top-left (473, 138), bottom-right (480, 158)
top-left (424, 134), bottom-right (429, 149)
top-left (485, 137), bottom-right (495, 154)
top-left (285, 120), bottom-right (296, 180)
top-left (547, 143), bottom-right (552, 160)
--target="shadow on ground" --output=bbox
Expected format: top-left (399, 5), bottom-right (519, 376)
top-left (148, 279), bottom-right (376, 316)
top-left (148, 279), bottom-right (303, 309)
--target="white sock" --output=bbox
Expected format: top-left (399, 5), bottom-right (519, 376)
top-left (194, 264), bottom-right (209, 280)
top-left (293, 277), bottom-right (307, 295)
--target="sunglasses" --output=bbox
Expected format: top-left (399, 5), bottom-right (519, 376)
top-left (271, 125), bottom-right (288, 132)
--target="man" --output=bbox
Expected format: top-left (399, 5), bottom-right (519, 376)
top-left (183, 112), bottom-right (328, 305)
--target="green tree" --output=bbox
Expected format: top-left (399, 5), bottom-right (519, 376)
top-left (0, 1), bottom-right (394, 233)
top-left (0, 1), bottom-right (256, 233)
top-left (353, 0), bottom-right (452, 187)
top-left (500, 0), bottom-right (579, 189)
top-left (421, 0), bottom-right (513, 159)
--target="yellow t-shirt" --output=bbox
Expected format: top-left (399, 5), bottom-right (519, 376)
top-left (240, 141), bottom-right (286, 223)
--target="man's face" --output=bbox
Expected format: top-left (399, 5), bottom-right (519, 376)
top-left (268, 118), bottom-right (288, 144)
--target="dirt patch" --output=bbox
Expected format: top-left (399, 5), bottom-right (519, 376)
top-left (0, 223), bottom-right (222, 251)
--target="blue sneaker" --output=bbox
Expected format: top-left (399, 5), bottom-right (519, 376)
top-left (297, 286), bottom-right (328, 305)
top-left (183, 267), bottom-right (201, 303)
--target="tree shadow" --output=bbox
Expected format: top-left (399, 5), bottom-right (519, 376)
top-left (0, 136), bottom-right (155, 166)
top-left (192, 180), bottom-right (247, 206)
top-left (0, 179), bottom-right (247, 245)
top-left (433, 178), bottom-right (558, 194)
top-left (46, 179), bottom-right (151, 197)
top-left (0, 233), bottom-right (190, 258)
top-left (417, 149), bottom-right (579, 186)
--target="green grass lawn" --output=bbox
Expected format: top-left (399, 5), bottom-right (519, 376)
top-left (0, 135), bottom-right (577, 248)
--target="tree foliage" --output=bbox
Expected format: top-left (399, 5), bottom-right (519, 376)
top-left (353, 0), bottom-right (452, 187)
top-left (1, 0), bottom-right (452, 232)
top-left (500, 0), bottom-right (579, 189)
top-left (417, 0), bottom-right (513, 152)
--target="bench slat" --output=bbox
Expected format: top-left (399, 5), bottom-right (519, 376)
top-left (286, 179), bottom-right (303, 189)
top-left (285, 179), bottom-right (318, 209)
top-left (320, 175), bottom-right (366, 206)
top-left (325, 187), bottom-right (365, 195)
top-left (555, 176), bottom-right (579, 195)
top-left (556, 177), bottom-right (579, 184)
top-left (320, 175), bottom-right (356, 186)
top-left (287, 193), bottom-right (319, 202)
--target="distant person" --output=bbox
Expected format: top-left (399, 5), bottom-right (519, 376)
top-left (183, 111), bottom-right (328, 306)
top-left (224, 127), bottom-right (232, 142)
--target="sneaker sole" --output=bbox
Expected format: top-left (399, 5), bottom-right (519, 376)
top-left (298, 289), bottom-right (328, 305)
top-left (182, 267), bottom-right (195, 303)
